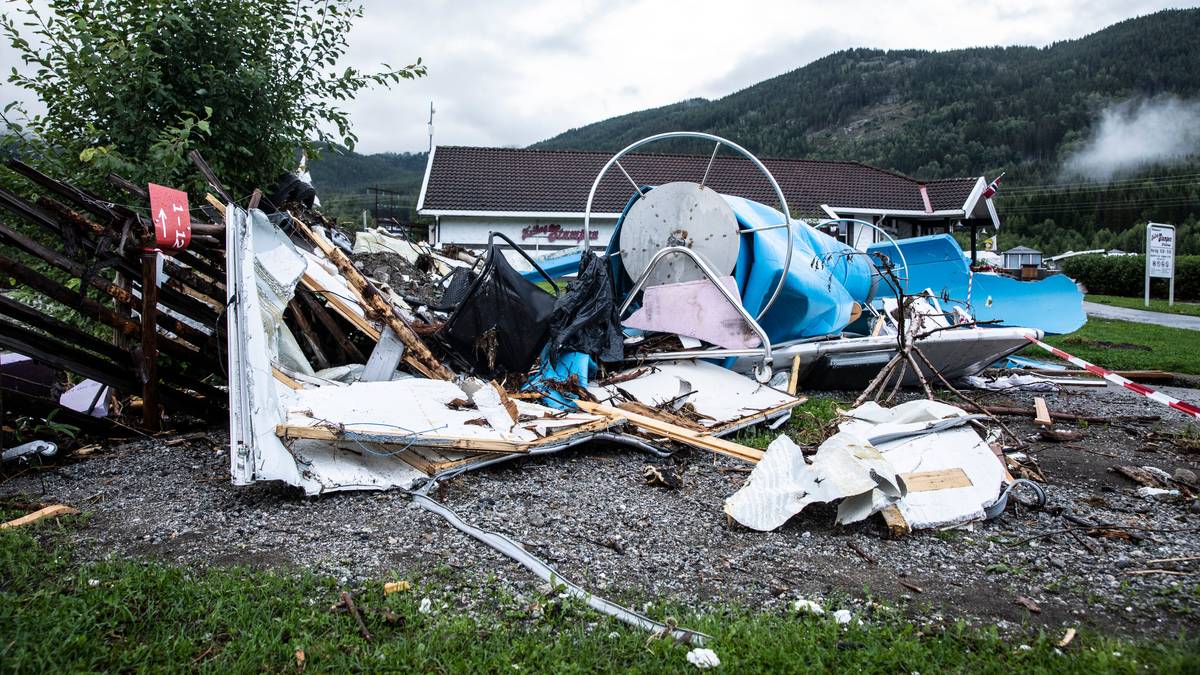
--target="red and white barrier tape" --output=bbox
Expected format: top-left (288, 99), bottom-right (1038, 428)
top-left (1024, 336), bottom-right (1200, 419)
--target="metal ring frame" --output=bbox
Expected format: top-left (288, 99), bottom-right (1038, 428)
top-left (581, 131), bottom-right (794, 321)
top-left (821, 218), bottom-right (911, 285)
top-left (617, 246), bottom-right (774, 382)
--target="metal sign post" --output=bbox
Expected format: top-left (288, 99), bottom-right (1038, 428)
top-left (1145, 222), bottom-right (1175, 306)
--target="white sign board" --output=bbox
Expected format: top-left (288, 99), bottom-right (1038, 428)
top-left (1145, 222), bottom-right (1175, 306)
top-left (1147, 222), bottom-right (1175, 279)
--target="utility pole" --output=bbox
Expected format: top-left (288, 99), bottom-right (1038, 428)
top-left (428, 101), bottom-right (435, 154)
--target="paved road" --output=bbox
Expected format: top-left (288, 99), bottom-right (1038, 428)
top-left (1083, 301), bottom-right (1200, 330)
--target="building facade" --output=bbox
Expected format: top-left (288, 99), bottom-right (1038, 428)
top-left (417, 146), bottom-right (1001, 259)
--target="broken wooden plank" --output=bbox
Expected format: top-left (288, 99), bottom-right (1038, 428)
top-left (287, 299), bottom-right (331, 371)
top-left (576, 400), bottom-right (764, 463)
top-left (275, 416), bottom-right (618, 455)
top-left (879, 505), bottom-right (910, 538)
top-left (300, 273), bottom-right (381, 340)
top-left (1033, 397), bottom-right (1052, 427)
top-left (272, 367), bottom-right (303, 390)
top-left (1026, 368), bottom-right (1173, 382)
top-left (1, 504), bottom-right (80, 529)
top-left (787, 355), bottom-right (801, 396)
top-left (900, 468), bottom-right (973, 492)
top-left (291, 218), bottom-right (453, 380)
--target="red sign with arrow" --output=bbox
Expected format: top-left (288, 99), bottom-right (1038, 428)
top-left (148, 183), bottom-right (191, 252)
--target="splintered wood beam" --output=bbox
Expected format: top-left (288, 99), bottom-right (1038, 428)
top-left (1, 504), bottom-right (80, 530)
top-left (287, 298), bottom-right (331, 370)
top-left (5, 159), bottom-right (128, 222)
top-left (292, 217), bottom-right (453, 380)
top-left (575, 400), bottom-right (764, 463)
top-left (189, 150), bottom-right (234, 204)
top-left (275, 416), bottom-right (617, 455)
top-left (879, 505), bottom-right (911, 538)
top-left (107, 173), bottom-right (149, 200)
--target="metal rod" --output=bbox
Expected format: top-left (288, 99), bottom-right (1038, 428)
top-left (618, 245), bottom-right (773, 380)
top-left (700, 141), bottom-right (721, 187)
top-left (614, 160), bottom-right (643, 197)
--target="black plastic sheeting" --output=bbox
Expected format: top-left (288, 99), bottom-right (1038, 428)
top-left (437, 240), bottom-right (557, 378)
top-left (547, 252), bottom-right (624, 363)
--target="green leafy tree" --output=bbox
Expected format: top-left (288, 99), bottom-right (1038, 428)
top-left (1, 0), bottom-right (425, 196)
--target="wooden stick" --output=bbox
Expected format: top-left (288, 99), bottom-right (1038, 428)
top-left (139, 249), bottom-right (160, 430)
top-left (884, 358), bottom-right (908, 404)
top-left (787, 355), bottom-right (801, 396)
top-left (911, 345), bottom-right (1023, 445)
top-left (853, 352), bottom-right (903, 407)
top-left (339, 591), bottom-right (372, 642)
top-left (1, 504), bottom-right (80, 529)
top-left (576, 400), bottom-right (763, 463)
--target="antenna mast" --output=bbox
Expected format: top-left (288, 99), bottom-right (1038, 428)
top-left (427, 101), bottom-right (435, 153)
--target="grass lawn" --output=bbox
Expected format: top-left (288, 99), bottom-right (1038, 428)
top-left (1028, 318), bottom-right (1200, 375)
top-left (1, 518), bottom-right (1196, 672)
top-left (1086, 294), bottom-right (1200, 318)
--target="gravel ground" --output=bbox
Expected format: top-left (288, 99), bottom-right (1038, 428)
top-left (4, 384), bottom-right (1199, 639)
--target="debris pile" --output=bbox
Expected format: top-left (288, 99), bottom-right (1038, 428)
top-left (0, 158), bottom-right (229, 438)
top-left (7, 130), bottom-right (1197, 647)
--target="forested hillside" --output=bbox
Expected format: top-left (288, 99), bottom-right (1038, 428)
top-left (535, 10), bottom-right (1198, 182)
top-left (312, 10), bottom-right (1200, 251)
top-left (307, 146), bottom-right (427, 224)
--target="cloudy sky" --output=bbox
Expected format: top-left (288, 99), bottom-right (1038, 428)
top-left (2, 0), bottom-right (1195, 154)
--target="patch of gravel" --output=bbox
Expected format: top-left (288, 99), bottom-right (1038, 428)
top-left (4, 384), bottom-right (1199, 638)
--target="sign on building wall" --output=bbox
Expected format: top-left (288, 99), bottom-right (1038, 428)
top-left (521, 223), bottom-right (600, 242)
top-left (1145, 222), bottom-right (1175, 306)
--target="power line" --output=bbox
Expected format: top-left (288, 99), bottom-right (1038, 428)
top-left (1000, 173), bottom-right (1200, 196)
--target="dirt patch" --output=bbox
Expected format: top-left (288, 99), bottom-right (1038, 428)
top-left (3, 385), bottom-right (1198, 639)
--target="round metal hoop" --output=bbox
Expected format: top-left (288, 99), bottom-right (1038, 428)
top-left (819, 218), bottom-right (911, 285)
top-left (582, 132), bottom-right (793, 321)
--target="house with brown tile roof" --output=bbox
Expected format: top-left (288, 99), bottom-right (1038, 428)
top-left (417, 145), bottom-right (1000, 260)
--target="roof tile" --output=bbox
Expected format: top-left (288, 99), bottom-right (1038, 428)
top-left (421, 146), bottom-right (981, 218)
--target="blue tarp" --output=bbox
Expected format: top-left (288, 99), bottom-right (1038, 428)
top-left (867, 234), bottom-right (1086, 334)
top-left (723, 196), bottom-right (875, 343)
top-left (603, 190), bottom-right (876, 344)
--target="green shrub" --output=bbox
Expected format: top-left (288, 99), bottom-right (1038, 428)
top-left (1061, 254), bottom-right (1199, 300)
